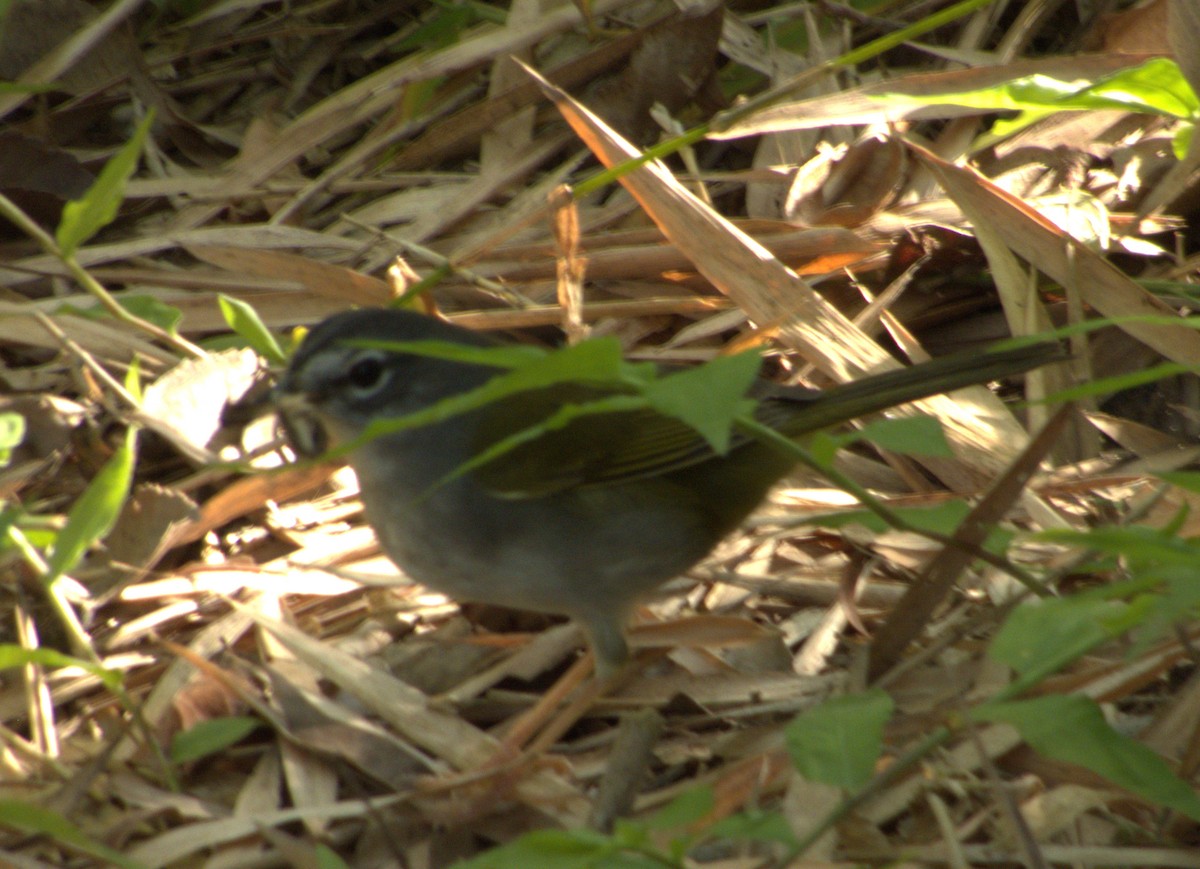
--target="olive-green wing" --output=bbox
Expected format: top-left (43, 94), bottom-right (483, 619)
top-left (469, 382), bottom-right (772, 498)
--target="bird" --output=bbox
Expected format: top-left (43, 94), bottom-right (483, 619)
top-left (273, 307), bottom-right (1062, 676)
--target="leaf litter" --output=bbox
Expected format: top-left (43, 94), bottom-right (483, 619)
top-left (2, 0), bottom-right (1200, 865)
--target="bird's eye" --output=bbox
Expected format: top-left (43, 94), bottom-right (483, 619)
top-left (346, 353), bottom-right (387, 394)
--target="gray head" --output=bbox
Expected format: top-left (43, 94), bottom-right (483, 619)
top-left (274, 308), bottom-right (496, 455)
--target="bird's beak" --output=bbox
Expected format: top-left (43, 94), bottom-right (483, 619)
top-left (272, 389), bottom-right (329, 457)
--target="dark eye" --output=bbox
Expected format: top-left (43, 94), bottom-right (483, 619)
top-left (346, 354), bottom-right (386, 393)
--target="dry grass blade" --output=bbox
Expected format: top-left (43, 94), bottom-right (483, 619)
top-left (868, 405), bottom-right (1074, 681)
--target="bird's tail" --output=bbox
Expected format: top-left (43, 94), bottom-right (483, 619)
top-left (768, 341), bottom-right (1067, 437)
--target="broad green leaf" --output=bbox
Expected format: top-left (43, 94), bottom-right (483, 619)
top-left (0, 411), bottom-right (24, 466)
top-left (171, 716), bottom-right (262, 763)
top-left (643, 350), bottom-right (762, 453)
top-left (975, 695), bottom-right (1200, 820)
top-left (218, 294), bottom-right (285, 365)
top-left (0, 644), bottom-right (122, 690)
top-left (0, 800), bottom-right (145, 869)
top-left (1078, 57), bottom-right (1199, 119)
top-left (645, 787), bottom-right (714, 830)
top-left (789, 412), bottom-right (951, 468)
top-left (785, 688), bottom-right (893, 789)
top-left (988, 597), bottom-right (1119, 681)
top-left (1039, 524), bottom-right (1200, 567)
top-left (57, 112), bottom-right (155, 256)
top-left (46, 426), bottom-right (136, 582)
top-left (857, 415), bottom-right (953, 458)
top-left (875, 59), bottom-right (1198, 120)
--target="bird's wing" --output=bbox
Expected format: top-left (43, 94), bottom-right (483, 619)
top-left (469, 382), bottom-right (757, 498)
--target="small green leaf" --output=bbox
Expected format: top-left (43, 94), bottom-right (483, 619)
top-left (124, 355), bottom-right (143, 402)
top-left (785, 688), bottom-right (893, 789)
top-left (57, 112), bottom-right (155, 256)
top-left (0, 800), bottom-right (146, 869)
top-left (218, 294), bottom-right (285, 365)
top-left (975, 695), bottom-right (1200, 820)
top-left (0, 644), bottom-right (122, 690)
top-left (705, 809), bottom-right (797, 846)
top-left (645, 787), bottom-right (714, 830)
top-left (46, 426), bottom-right (136, 583)
top-left (315, 844), bottom-right (352, 869)
top-left (171, 716), bottom-right (262, 763)
top-left (857, 414), bottom-right (953, 457)
top-left (643, 351), bottom-right (762, 453)
top-left (1173, 122), bottom-right (1195, 161)
top-left (0, 411), bottom-right (25, 466)
top-left (119, 295), bottom-right (183, 334)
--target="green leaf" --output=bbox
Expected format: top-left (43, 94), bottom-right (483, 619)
top-left (814, 415), bottom-right (954, 462)
top-left (645, 787), bottom-right (714, 830)
top-left (1042, 362), bottom-right (1192, 403)
top-left (785, 688), bottom-right (893, 789)
top-left (1039, 524), bottom-right (1200, 567)
top-left (315, 844), bottom-right (352, 869)
top-left (56, 296), bottom-right (184, 339)
top-left (119, 295), bottom-right (183, 334)
top-left (875, 58), bottom-right (1198, 121)
top-left (975, 695), bottom-right (1200, 820)
top-left (429, 394), bottom-right (648, 490)
top-left (350, 337), bottom-right (546, 370)
top-left (218, 294), bottom-right (286, 365)
top-left (988, 597), bottom-right (1119, 681)
top-left (1077, 57), bottom-right (1199, 119)
top-left (57, 112), bottom-right (155, 256)
top-left (0, 644), bottom-right (122, 690)
top-left (0, 800), bottom-right (146, 869)
top-left (705, 809), bottom-right (797, 846)
top-left (46, 426), bottom-right (136, 583)
top-left (0, 411), bottom-right (25, 467)
top-left (358, 338), bottom-right (639, 445)
top-left (170, 716), bottom-right (262, 763)
top-left (1157, 470), bottom-right (1200, 494)
top-left (1173, 122), bottom-right (1195, 161)
top-left (857, 414), bottom-right (953, 457)
top-left (643, 350), bottom-right (762, 453)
